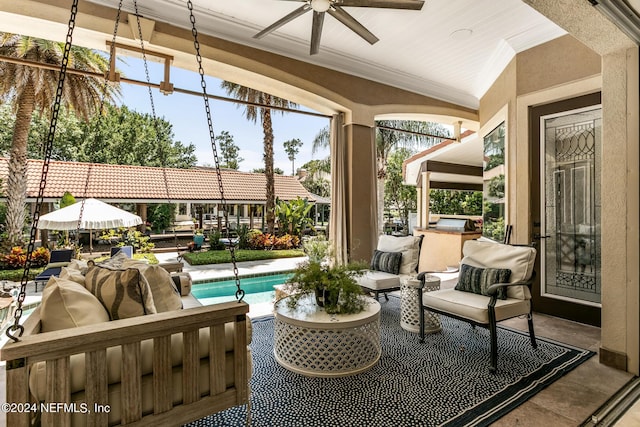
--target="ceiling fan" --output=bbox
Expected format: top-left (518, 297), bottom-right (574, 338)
top-left (254, 0), bottom-right (425, 55)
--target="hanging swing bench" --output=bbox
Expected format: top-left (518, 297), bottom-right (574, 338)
top-left (1, 2), bottom-right (251, 426)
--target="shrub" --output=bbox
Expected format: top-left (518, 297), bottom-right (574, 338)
top-left (30, 247), bottom-right (50, 267)
top-left (273, 234), bottom-right (300, 250)
top-left (236, 225), bottom-right (251, 249)
top-left (101, 228), bottom-right (155, 253)
top-left (208, 230), bottom-right (226, 251)
top-left (1, 246), bottom-right (50, 269)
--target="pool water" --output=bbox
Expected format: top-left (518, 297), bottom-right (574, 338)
top-left (192, 273), bottom-right (293, 306)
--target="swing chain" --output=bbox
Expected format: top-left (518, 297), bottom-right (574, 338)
top-left (77, 0), bottom-right (124, 250)
top-left (5, 0), bottom-right (79, 342)
top-left (187, 1), bottom-right (243, 302)
top-left (132, 1), bottom-right (180, 252)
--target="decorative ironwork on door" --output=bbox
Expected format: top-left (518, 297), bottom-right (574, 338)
top-left (542, 107), bottom-right (601, 305)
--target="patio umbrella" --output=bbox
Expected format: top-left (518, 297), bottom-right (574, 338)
top-left (37, 198), bottom-right (142, 252)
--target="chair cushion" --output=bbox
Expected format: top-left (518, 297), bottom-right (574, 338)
top-left (455, 264), bottom-right (510, 300)
top-left (370, 250), bottom-right (402, 275)
top-left (171, 272), bottom-right (193, 296)
top-left (67, 259), bottom-right (89, 274)
top-left (377, 235), bottom-right (421, 274)
top-left (423, 289), bottom-right (531, 324)
top-left (40, 277), bottom-right (110, 332)
top-left (356, 270), bottom-right (401, 291)
top-left (84, 265), bottom-right (157, 320)
top-left (461, 240), bottom-right (536, 299)
top-left (59, 266), bottom-right (86, 286)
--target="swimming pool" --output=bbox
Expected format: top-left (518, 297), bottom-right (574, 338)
top-left (192, 272), bottom-right (293, 306)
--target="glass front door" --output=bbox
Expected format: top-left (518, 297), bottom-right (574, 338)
top-left (540, 106), bottom-right (601, 306)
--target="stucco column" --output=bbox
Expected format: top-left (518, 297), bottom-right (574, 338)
top-left (421, 171), bottom-right (430, 226)
top-left (416, 187), bottom-right (422, 229)
top-left (344, 121), bottom-right (377, 263)
top-left (599, 46), bottom-right (640, 373)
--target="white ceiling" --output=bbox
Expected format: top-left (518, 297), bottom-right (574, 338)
top-left (85, 0), bottom-right (567, 109)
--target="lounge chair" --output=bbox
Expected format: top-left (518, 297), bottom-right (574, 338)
top-left (34, 249), bottom-right (74, 292)
top-left (110, 245), bottom-right (133, 258)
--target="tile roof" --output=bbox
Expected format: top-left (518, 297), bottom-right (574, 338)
top-left (0, 158), bottom-right (317, 204)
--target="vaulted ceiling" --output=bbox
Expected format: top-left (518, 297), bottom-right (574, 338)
top-left (82, 0), bottom-right (567, 109)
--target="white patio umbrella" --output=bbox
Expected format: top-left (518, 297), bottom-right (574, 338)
top-left (37, 198), bottom-right (143, 252)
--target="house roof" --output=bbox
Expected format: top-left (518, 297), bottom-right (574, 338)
top-left (0, 158), bottom-right (317, 204)
top-left (403, 130), bottom-right (484, 190)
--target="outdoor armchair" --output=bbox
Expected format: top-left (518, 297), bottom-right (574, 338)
top-left (416, 240), bottom-right (537, 372)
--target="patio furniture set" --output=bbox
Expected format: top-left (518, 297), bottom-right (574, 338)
top-left (274, 236), bottom-right (538, 376)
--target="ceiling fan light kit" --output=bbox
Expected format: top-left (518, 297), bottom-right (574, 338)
top-left (311, 0), bottom-right (332, 13)
top-left (255, 0), bottom-right (425, 55)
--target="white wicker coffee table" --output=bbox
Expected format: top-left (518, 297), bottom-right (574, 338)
top-left (273, 294), bottom-right (381, 377)
top-left (401, 275), bottom-right (441, 333)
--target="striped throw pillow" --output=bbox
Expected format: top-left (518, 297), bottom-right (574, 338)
top-left (85, 265), bottom-right (157, 320)
top-left (455, 264), bottom-right (511, 300)
top-left (370, 250), bottom-right (402, 275)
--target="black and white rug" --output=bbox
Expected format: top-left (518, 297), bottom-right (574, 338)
top-left (187, 295), bottom-right (594, 427)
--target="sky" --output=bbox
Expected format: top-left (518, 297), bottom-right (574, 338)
top-left (116, 57), bottom-right (331, 174)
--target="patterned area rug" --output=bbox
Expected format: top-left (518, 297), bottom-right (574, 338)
top-left (187, 295), bottom-right (594, 427)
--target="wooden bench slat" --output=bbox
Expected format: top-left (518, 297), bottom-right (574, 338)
top-left (5, 363), bottom-right (30, 426)
top-left (85, 349), bottom-right (109, 425)
top-left (153, 335), bottom-right (173, 413)
top-left (183, 330), bottom-right (199, 404)
top-left (121, 342), bottom-right (142, 423)
top-left (43, 357), bottom-right (71, 426)
top-left (210, 324), bottom-right (226, 395)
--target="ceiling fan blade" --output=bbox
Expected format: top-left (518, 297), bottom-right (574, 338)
top-left (337, 0), bottom-right (425, 10)
top-left (253, 4), bottom-right (311, 39)
top-left (328, 6), bottom-right (379, 45)
top-left (310, 11), bottom-right (325, 55)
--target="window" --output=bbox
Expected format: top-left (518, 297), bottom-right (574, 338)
top-left (482, 122), bottom-right (506, 241)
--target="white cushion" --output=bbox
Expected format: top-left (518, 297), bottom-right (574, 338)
top-left (40, 277), bottom-right (110, 332)
top-left (356, 270), bottom-right (401, 291)
top-left (58, 266), bottom-right (85, 286)
top-left (377, 235), bottom-right (421, 274)
top-left (461, 240), bottom-right (537, 299)
top-left (423, 288), bottom-right (531, 324)
top-left (67, 259), bottom-right (89, 274)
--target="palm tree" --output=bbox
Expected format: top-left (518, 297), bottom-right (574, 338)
top-left (312, 121), bottom-right (449, 235)
top-left (0, 33), bottom-right (119, 248)
top-left (221, 82), bottom-right (297, 234)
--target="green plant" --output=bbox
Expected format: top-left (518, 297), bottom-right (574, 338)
top-left (0, 246), bottom-right (50, 269)
top-left (100, 228), bottom-right (155, 253)
top-left (182, 249), bottom-right (305, 265)
top-left (148, 203), bottom-right (175, 233)
top-left (302, 235), bottom-right (331, 264)
top-left (283, 260), bottom-right (367, 315)
top-left (275, 197), bottom-right (314, 237)
top-left (236, 225), bottom-right (251, 249)
top-left (208, 230), bottom-right (225, 250)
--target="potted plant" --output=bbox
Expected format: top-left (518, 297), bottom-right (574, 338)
top-left (193, 229), bottom-right (205, 249)
top-left (283, 235), bottom-right (367, 315)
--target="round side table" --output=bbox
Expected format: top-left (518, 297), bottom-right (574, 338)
top-left (400, 275), bottom-right (441, 334)
top-left (273, 294), bottom-right (381, 377)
